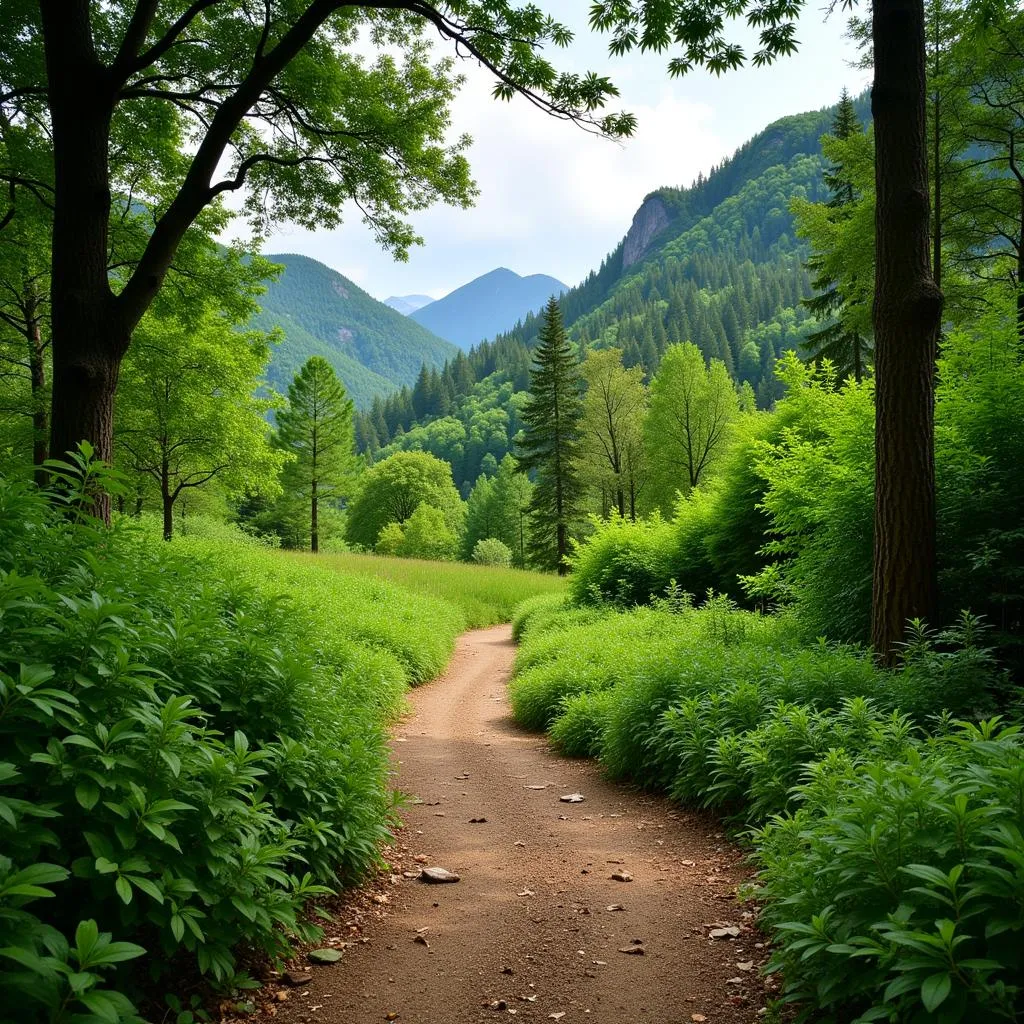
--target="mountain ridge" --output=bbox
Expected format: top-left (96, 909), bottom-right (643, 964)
top-left (410, 267), bottom-right (567, 350)
top-left (253, 253), bottom-right (458, 408)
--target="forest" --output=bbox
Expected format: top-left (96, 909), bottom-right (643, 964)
top-left (1, 0), bottom-right (1024, 1022)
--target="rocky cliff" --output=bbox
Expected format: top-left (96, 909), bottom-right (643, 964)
top-left (621, 195), bottom-right (671, 268)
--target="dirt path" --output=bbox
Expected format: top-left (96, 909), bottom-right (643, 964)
top-left (271, 626), bottom-right (767, 1024)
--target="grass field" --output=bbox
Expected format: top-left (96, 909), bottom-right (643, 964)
top-left (288, 549), bottom-right (567, 628)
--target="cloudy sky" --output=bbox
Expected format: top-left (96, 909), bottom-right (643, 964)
top-left (264, 2), bottom-right (871, 302)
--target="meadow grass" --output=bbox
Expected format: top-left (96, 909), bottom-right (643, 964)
top-left (289, 549), bottom-right (567, 628)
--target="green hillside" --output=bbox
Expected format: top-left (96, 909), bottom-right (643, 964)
top-left (256, 253), bottom-right (459, 407)
top-left (354, 99), bottom-right (866, 489)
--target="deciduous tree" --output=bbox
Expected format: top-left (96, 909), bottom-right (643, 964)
top-left (115, 311), bottom-right (284, 540)
top-left (645, 342), bottom-right (738, 513)
top-left (0, 0), bottom-right (634, 498)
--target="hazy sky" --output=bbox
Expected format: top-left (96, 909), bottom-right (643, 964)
top-left (263, 3), bottom-right (871, 302)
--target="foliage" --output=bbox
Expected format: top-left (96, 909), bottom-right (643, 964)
top-left (568, 514), bottom-right (676, 606)
top-left (0, 457), bottom-right (471, 1020)
top-left (472, 537), bottom-right (514, 567)
top-left (510, 595), bottom-right (1017, 1021)
top-left (274, 356), bottom-right (359, 553)
top-left (380, 502), bottom-right (460, 561)
top-left (578, 348), bottom-right (647, 518)
top-left (115, 309), bottom-right (284, 540)
top-left (345, 451), bottom-right (465, 550)
top-left (644, 342), bottom-right (741, 512)
top-left (462, 455), bottom-right (533, 566)
top-left (517, 297), bottom-right (584, 573)
top-left (796, 89), bottom-right (874, 381)
top-left (754, 721), bottom-right (1024, 1022)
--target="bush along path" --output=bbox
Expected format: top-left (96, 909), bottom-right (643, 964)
top-left (261, 626), bottom-right (773, 1024)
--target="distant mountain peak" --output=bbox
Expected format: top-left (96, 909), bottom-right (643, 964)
top-left (384, 293), bottom-right (434, 315)
top-left (410, 268), bottom-right (567, 350)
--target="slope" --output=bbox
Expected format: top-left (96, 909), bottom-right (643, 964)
top-left (410, 267), bottom-right (567, 350)
top-left (354, 97), bottom-right (869, 489)
top-left (255, 253), bottom-right (459, 407)
top-left (384, 294), bottom-right (434, 315)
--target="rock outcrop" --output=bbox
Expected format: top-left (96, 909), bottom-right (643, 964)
top-left (622, 196), bottom-right (671, 268)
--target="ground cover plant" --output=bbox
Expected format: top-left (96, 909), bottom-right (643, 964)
top-left (510, 596), bottom-right (1022, 1021)
top-left (0, 456), bottom-right (470, 1023)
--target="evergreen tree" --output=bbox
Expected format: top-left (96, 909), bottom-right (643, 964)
top-left (517, 298), bottom-right (583, 574)
top-left (800, 90), bottom-right (874, 382)
top-left (276, 357), bottom-right (357, 554)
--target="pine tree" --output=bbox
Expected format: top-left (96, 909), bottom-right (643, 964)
top-left (276, 356), bottom-right (357, 554)
top-left (517, 297), bottom-right (583, 574)
top-left (801, 89), bottom-right (874, 382)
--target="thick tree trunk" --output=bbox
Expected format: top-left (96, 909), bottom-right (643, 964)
top-left (41, 2), bottom-right (125, 520)
top-left (311, 478), bottom-right (319, 554)
top-left (871, 0), bottom-right (944, 663)
top-left (556, 523), bottom-right (568, 576)
top-left (616, 486), bottom-right (625, 519)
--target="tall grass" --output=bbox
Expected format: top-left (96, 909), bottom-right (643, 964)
top-left (290, 549), bottom-right (567, 628)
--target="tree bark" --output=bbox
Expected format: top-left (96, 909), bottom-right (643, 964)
top-left (311, 477), bottom-right (319, 554)
top-left (162, 459), bottom-right (173, 540)
top-left (871, 0), bottom-right (944, 663)
top-left (40, 2), bottom-right (125, 519)
top-left (27, 307), bottom-right (49, 485)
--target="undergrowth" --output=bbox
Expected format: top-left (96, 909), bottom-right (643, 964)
top-left (511, 595), bottom-right (1022, 1022)
top-left (0, 454), bottom-right (468, 1023)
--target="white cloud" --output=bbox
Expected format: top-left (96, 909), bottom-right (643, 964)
top-left (264, 6), bottom-right (871, 300)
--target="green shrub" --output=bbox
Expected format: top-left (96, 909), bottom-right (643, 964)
top-left (473, 537), bottom-right (513, 567)
top-left (511, 592), bottom-right (573, 642)
top-left (0, 457), bottom-right (469, 1022)
top-left (569, 514), bottom-right (677, 605)
top-left (549, 689), bottom-right (617, 758)
top-left (753, 720), bottom-right (1024, 1022)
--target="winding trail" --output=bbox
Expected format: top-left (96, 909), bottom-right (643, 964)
top-left (273, 626), bottom-right (765, 1024)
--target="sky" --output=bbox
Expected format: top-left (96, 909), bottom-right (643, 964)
top-left (263, 3), bottom-right (872, 303)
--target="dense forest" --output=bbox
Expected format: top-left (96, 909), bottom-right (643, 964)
top-left (2, 0), bottom-right (1024, 1022)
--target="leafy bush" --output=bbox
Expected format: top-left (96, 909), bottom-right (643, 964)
top-left (0, 458), bottom-right (469, 1021)
top-left (511, 592), bottom-right (574, 642)
top-left (569, 514), bottom-right (676, 605)
top-left (511, 598), bottom-right (1018, 1021)
top-left (753, 720), bottom-right (1024, 1022)
top-left (472, 537), bottom-right (513, 567)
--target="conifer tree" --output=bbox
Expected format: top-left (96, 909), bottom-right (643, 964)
top-left (800, 90), bottom-right (874, 382)
top-left (517, 297), bottom-right (583, 574)
top-left (276, 357), bottom-right (357, 554)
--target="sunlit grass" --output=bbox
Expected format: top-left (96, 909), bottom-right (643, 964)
top-left (286, 550), bottom-right (567, 628)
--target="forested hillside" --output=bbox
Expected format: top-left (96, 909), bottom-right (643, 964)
top-left (410, 267), bottom-right (567, 349)
top-left (355, 98), bottom-right (868, 492)
top-left (254, 254), bottom-right (459, 407)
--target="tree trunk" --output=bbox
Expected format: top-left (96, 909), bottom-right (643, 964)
top-left (871, 0), bottom-right (944, 663)
top-left (616, 486), bottom-right (625, 519)
top-left (311, 477), bottom-right (319, 554)
top-left (27, 313), bottom-right (49, 485)
top-left (556, 522), bottom-right (568, 576)
top-left (41, 2), bottom-right (124, 520)
top-left (1017, 175), bottom-right (1024, 345)
top-left (162, 460), bottom-right (173, 541)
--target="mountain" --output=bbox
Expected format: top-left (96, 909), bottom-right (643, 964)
top-left (252, 254), bottom-right (458, 408)
top-left (384, 294), bottom-right (434, 315)
top-left (353, 96), bottom-right (872, 491)
top-left (409, 268), bottom-right (567, 350)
